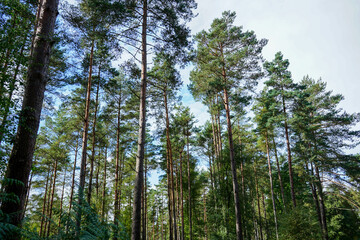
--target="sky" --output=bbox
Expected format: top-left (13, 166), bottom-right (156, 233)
top-left (181, 0), bottom-right (360, 125)
top-left (150, 0), bottom-right (360, 186)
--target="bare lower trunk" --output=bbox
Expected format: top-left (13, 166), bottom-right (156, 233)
top-left (47, 157), bottom-right (59, 237)
top-left (102, 146), bottom-right (108, 219)
top-left (186, 130), bottom-right (192, 240)
top-left (88, 70), bottom-right (101, 203)
top-left (281, 93), bottom-right (296, 207)
top-left (254, 165), bottom-right (263, 240)
top-left (40, 167), bottom-right (51, 236)
top-left (265, 132), bottom-right (279, 240)
top-left (58, 167), bottom-right (67, 227)
top-left (223, 87), bottom-right (243, 240)
top-left (0, 0), bottom-right (59, 231)
top-left (179, 150), bottom-right (185, 240)
top-left (114, 87), bottom-right (122, 227)
top-left (131, 1), bottom-right (147, 238)
top-left (69, 135), bottom-right (79, 212)
top-left (272, 136), bottom-right (286, 211)
top-left (164, 91), bottom-right (177, 240)
top-left (314, 163), bottom-right (329, 240)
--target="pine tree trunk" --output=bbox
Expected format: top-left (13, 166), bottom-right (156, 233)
top-left (131, 0), bottom-right (147, 238)
top-left (114, 86), bottom-right (122, 226)
top-left (204, 190), bottom-right (208, 240)
top-left (102, 146), bottom-right (108, 219)
top-left (88, 69), bottom-right (101, 203)
top-left (164, 90), bottom-right (177, 240)
top-left (58, 167), bottom-right (67, 227)
top-left (179, 150), bottom-right (185, 240)
top-left (0, 0), bottom-right (59, 230)
top-left (265, 132), bottom-right (279, 240)
top-left (223, 87), bottom-right (243, 240)
top-left (69, 135), bottom-right (79, 212)
top-left (314, 162), bottom-right (329, 240)
top-left (253, 164), bottom-right (263, 240)
top-left (186, 129), bottom-right (192, 240)
top-left (272, 136), bottom-right (286, 211)
top-left (40, 167), bottom-right (51, 237)
top-left (77, 38), bottom-right (95, 234)
top-left (281, 93), bottom-right (296, 207)
top-left (46, 157), bottom-right (59, 237)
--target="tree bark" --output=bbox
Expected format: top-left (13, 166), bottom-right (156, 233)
top-left (58, 167), bottom-right (67, 228)
top-left (265, 131), bottom-right (279, 240)
top-left (114, 84), bottom-right (122, 226)
top-left (186, 128), bottom-right (192, 240)
top-left (131, 0), bottom-right (147, 238)
top-left (281, 93), bottom-right (296, 207)
top-left (272, 136), bottom-right (286, 212)
top-left (0, 0), bottom-right (59, 231)
top-left (87, 68), bottom-right (101, 203)
top-left (102, 146), bottom-right (108, 219)
top-left (40, 167), bottom-right (51, 237)
top-left (223, 87), bottom-right (243, 240)
top-left (164, 91), bottom-right (177, 240)
top-left (46, 157), bottom-right (59, 237)
top-left (69, 134), bottom-right (79, 212)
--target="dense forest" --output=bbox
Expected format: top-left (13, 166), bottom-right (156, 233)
top-left (0, 0), bottom-right (359, 239)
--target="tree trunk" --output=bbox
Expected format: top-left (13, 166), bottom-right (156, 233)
top-left (77, 38), bottom-right (95, 232)
top-left (58, 167), bottom-right (67, 228)
top-left (223, 87), bottom-right (243, 240)
top-left (179, 150), bottom-right (185, 240)
top-left (69, 134), bottom-right (79, 212)
top-left (114, 84), bottom-right (122, 226)
top-left (0, 0), bottom-right (59, 231)
top-left (253, 164), bottom-right (263, 240)
top-left (87, 68), bottom-right (101, 203)
top-left (204, 190), bottom-right (208, 240)
top-left (102, 146), bottom-right (108, 219)
top-left (164, 90), bottom-right (177, 240)
top-left (131, 0), bottom-right (147, 238)
top-left (281, 93), bottom-right (296, 208)
top-left (46, 157), bottom-right (59, 237)
top-left (314, 162), bottom-right (329, 240)
top-left (186, 129), bottom-right (192, 240)
top-left (40, 167), bottom-right (51, 237)
top-left (272, 136), bottom-right (286, 211)
top-left (265, 132), bottom-right (279, 240)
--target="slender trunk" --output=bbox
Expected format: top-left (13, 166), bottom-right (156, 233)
top-left (164, 91), bottom-right (177, 240)
top-left (272, 136), bottom-right (286, 211)
top-left (131, 1), bottom-right (147, 238)
top-left (186, 129), bottom-right (192, 240)
top-left (204, 190), bottom-right (208, 240)
top-left (40, 167), bottom-right (51, 236)
top-left (87, 68), bottom-right (101, 203)
top-left (265, 132), bottom-right (279, 240)
top-left (46, 157), bottom-right (59, 237)
top-left (253, 165), bottom-right (263, 240)
top-left (0, 0), bottom-right (59, 230)
top-left (314, 162), bottom-right (329, 240)
top-left (223, 87), bottom-right (243, 240)
top-left (102, 146), bottom-right (108, 219)
top-left (77, 39), bottom-right (95, 232)
top-left (142, 158), bottom-right (148, 240)
top-left (69, 135), bottom-right (80, 212)
top-left (179, 150), bottom-right (185, 240)
top-left (167, 151), bottom-right (173, 240)
top-left (95, 149), bottom-right (100, 198)
top-left (281, 93), bottom-right (296, 207)
top-left (305, 161), bottom-right (323, 232)
top-left (262, 193), bottom-right (270, 239)
top-left (58, 167), bottom-right (67, 227)
top-left (114, 86), bottom-right (122, 226)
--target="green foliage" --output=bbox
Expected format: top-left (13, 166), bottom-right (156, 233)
top-left (278, 206), bottom-right (322, 240)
